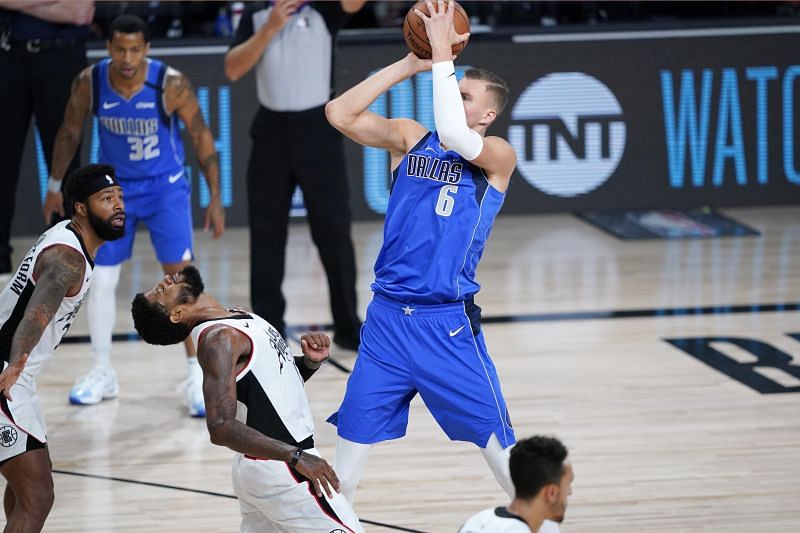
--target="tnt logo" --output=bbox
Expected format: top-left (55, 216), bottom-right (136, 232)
top-left (508, 72), bottom-right (626, 197)
top-left (0, 426), bottom-right (18, 447)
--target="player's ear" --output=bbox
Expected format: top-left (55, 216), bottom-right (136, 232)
top-left (73, 201), bottom-right (87, 218)
top-left (545, 484), bottom-right (559, 503)
top-left (144, 41), bottom-right (151, 56)
top-left (169, 306), bottom-right (185, 324)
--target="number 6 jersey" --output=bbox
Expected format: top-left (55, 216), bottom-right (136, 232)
top-left (371, 130), bottom-right (506, 304)
top-left (91, 57), bottom-right (185, 180)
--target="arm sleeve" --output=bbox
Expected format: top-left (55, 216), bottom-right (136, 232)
top-left (294, 356), bottom-right (318, 382)
top-left (432, 61), bottom-right (483, 161)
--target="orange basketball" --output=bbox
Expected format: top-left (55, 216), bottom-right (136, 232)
top-left (403, 0), bottom-right (470, 59)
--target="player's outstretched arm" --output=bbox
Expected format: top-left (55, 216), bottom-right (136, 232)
top-left (45, 67), bottom-right (93, 223)
top-left (166, 70), bottom-right (225, 238)
top-left (326, 54), bottom-right (430, 160)
top-left (200, 325), bottom-right (340, 497)
top-left (0, 245), bottom-right (85, 401)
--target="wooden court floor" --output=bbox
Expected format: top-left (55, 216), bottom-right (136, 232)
top-left (2, 206), bottom-right (799, 532)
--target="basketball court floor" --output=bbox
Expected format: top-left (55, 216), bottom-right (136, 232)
top-left (2, 206), bottom-right (798, 532)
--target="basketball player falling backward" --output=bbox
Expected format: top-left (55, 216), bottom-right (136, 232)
top-left (44, 16), bottom-right (225, 417)
top-left (326, 3), bottom-right (558, 531)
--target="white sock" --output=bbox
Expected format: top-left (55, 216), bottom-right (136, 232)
top-left (334, 437), bottom-right (372, 505)
top-left (88, 264), bottom-right (121, 369)
top-left (186, 356), bottom-right (201, 380)
top-left (480, 433), bottom-right (515, 498)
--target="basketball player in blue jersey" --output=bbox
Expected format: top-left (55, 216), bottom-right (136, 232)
top-left (45, 15), bottom-right (225, 417)
top-left (326, 2), bottom-right (557, 530)
top-left (0, 164), bottom-right (124, 532)
top-left (131, 266), bottom-right (364, 533)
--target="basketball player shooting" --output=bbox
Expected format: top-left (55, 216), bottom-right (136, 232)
top-left (324, 2), bottom-right (560, 530)
top-left (130, 266), bottom-right (364, 533)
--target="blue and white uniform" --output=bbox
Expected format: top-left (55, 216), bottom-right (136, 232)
top-left (329, 131), bottom-right (515, 448)
top-left (91, 57), bottom-right (192, 265)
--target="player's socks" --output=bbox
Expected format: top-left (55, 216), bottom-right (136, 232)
top-left (183, 356), bottom-right (205, 417)
top-left (334, 437), bottom-right (373, 504)
top-left (480, 433), bottom-right (515, 498)
top-left (69, 265), bottom-right (121, 405)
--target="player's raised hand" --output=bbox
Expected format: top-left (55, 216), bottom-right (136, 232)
top-left (415, 0), bottom-right (469, 50)
top-left (300, 332), bottom-right (330, 365)
top-left (403, 52), bottom-right (433, 74)
top-left (294, 452), bottom-right (340, 498)
top-left (0, 353), bottom-right (29, 401)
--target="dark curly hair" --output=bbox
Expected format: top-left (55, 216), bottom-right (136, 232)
top-left (509, 435), bottom-right (569, 499)
top-left (131, 293), bottom-right (192, 346)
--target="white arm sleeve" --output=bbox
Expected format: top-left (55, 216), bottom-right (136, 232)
top-left (432, 61), bottom-right (484, 161)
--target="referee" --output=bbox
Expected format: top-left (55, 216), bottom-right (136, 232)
top-left (225, 0), bottom-right (365, 349)
top-left (0, 0), bottom-right (94, 282)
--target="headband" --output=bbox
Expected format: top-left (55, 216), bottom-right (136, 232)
top-left (72, 172), bottom-right (121, 204)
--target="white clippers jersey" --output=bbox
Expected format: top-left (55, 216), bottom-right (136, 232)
top-left (191, 312), bottom-right (315, 447)
top-left (0, 221), bottom-right (94, 379)
top-left (459, 507), bottom-right (531, 533)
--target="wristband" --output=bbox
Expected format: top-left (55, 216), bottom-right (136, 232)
top-left (47, 176), bottom-right (62, 194)
top-left (289, 447), bottom-right (303, 466)
top-left (304, 356), bottom-right (329, 370)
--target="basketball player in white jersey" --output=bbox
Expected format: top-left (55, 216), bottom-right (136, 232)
top-left (459, 436), bottom-right (573, 533)
top-left (0, 163), bottom-right (124, 531)
top-left (131, 266), bottom-right (363, 533)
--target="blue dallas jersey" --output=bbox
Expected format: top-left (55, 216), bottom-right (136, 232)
top-left (372, 131), bottom-right (506, 304)
top-left (91, 58), bottom-right (185, 179)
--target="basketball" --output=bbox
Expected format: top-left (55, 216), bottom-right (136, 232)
top-left (403, 0), bottom-right (470, 59)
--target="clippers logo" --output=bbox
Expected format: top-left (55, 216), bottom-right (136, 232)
top-left (0, 426), bottom-right (18, 447)
top-left (509, 72), bottom-right (626, 197)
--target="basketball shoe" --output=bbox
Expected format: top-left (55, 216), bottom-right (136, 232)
top-left (69, 366), bottom-right (119, 405)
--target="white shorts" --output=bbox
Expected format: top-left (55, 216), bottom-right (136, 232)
top-left (0, 371), bottom-right (47, 465)
top-left (232, 450), bottom-right (363, 533)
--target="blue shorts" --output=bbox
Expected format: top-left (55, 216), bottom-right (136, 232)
top-left (96, 172), bottom-right (194, 266)
top-left (327, 294), bottom-right (515, 448)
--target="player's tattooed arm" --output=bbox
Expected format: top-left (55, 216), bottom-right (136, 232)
top-left (166, 69), bottom-right (225, 238)
top-left (1, 245), bottom-right (85, 400)
top-left (199, 326), bottom-right (296, 459)
top-left (199, 325), bottom-right (342, 497)
top-left (45, 67), bottom-right (93, 223)
top-left (51, 67), bottom-right (92, 181)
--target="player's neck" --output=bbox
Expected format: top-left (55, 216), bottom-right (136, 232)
top-left (187, 294), bottom-right (236, 325)
top-left (507, 498), bottom-right (547, 532)
top-left (109, 62), bottom-right (148, 96)
top-left (69, 217), bottom-right (104, 260)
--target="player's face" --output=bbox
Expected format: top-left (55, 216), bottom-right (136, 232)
top-left (459, 78), bottom-right (495, 130)
top-left (85, 186), bottom-right (125, 241)
top-left (144, 266), bottom-right (205, 309)
top-left (547, 461), bottom-right (574, 523)
top-left (107, 32), bottom-right (150, 79)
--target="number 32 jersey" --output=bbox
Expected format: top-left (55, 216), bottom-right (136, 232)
top-left (371, 130), bottom-right (506, 304)
top-left (91, 57), bottom-right (185, 179)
